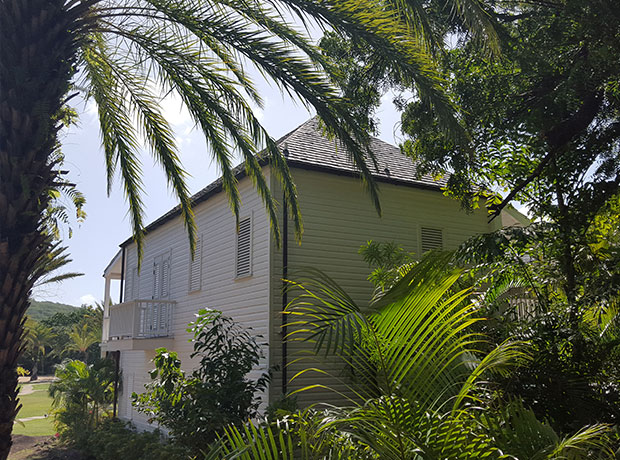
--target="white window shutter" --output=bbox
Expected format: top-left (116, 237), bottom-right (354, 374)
top-left (236, 217), bottom-right (252, 278)
top-left (189, 235), bottom-right (203, 292)
top-left (152, 258), bottom-right (161, 299)
top-left (161, 257), bottom-right (170, 298)
top-left (420, 227), bottom-right (443, 253)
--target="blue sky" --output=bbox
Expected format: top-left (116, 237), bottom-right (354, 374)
top-left (33, 79), bottom-right (403, 307)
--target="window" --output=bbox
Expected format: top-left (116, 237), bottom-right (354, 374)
top-left (125, 266), bottom-right (139, 301)
top-left (189, 234), bottom-right (203, 292)
top-left (235, 216), bottom-right (252, 278)
top-left (420, 227), bottom-right (443, 253)
top-left (152, 253), bottom-right (171, 299)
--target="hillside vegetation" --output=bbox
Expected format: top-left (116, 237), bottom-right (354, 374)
top-left (27, 301), bottom-right (77, 322)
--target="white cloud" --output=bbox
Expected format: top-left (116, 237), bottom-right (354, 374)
top-left (160, 91), bottom-right (192, 128)
top-left (79, 294), bottom-right (98, 306)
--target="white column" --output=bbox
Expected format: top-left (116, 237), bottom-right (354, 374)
top-left (102, 276), bottom-right (112, 344)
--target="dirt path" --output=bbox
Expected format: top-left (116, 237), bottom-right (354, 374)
top-left (17, 415), bottom-right (48, 422)
top-left (19, 384), bottom-right (34, 395)
top-left (8, 435), bottom-right (51, 460)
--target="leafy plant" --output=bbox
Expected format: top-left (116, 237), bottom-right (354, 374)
top-left (213, 253), bottom-right (615, 459)
top-left (77, 418), bottom-right (188, 460)
top-left (133, 309), bottom-right (269, 455)
top-left (16, 367), bottom-right (29, 377)
top-left (49, 358), bottom-right (116, 444)
top-left (358, 240), bottom-right (415, 296)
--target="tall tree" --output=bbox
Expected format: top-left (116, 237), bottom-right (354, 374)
top-left (0, 0), bottom-right (491, 456)
top-left (65, 323), bottom-right (100, 362)
top-left (23, 321), bottom-right (56, 379)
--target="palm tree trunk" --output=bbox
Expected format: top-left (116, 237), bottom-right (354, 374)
top-left (0, 2), bottom-right (83, 457)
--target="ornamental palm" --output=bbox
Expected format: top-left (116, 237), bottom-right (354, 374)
top-left (0, 0), bottom-right (493, 456)
top-left (214, 253), bottom-right (614, 459)
top-left (65, 323), bottom-right (100, 362)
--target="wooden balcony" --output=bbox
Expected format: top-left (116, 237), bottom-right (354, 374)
top-left (103, 300), bottom-right (176, 350)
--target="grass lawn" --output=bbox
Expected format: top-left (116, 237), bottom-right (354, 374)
top-left (12, 417), bottom-right (55, 437)
top-left (13, 382), bottom-right (55, 437)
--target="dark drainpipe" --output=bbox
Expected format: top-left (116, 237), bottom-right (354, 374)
top-left (281, 148), bottom-right (289, 395)
top-left (111, 350), bottom-right (120, 418)
top-left (119, 247), bottom-right (126, 303)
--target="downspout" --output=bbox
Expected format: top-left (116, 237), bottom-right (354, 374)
top-left (119, 247), bottom-right (126, 303)
top-left (281, 149), bottom-right (289, 395)
top-left (112, 350), bottom-right (120, 418)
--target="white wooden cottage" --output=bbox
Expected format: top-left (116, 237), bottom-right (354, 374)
top-left (100, 118), bottom-right (525, 429)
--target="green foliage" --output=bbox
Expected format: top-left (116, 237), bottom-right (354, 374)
top-left (65, 322), bottom-right (101, 361)
top-left (27, 300), bottom-right (77, 322)
top-left (72, 419), bottom-right (189, 460)
top-left (358, 240), bottom-right (415, 295)
top-left (16, 366), bottom-right (29, 377)
top-left (19, 303), bottom-right (104, 374)
top-left (68, 0), bottom-right (471, 260)
top-left (49, 358), bottom-right (116, 444)
top-left (133, 309), bottom-right (268, 455)
top-left (215, 253), bottom-right (615, 459)
top-left (456, 226), bottom-right (620, 434)
top-left (23, 320), bottom-right (56, 376)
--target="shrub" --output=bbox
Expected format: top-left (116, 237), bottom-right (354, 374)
top-left (49, 358), bottom-right (116, 444)
top-left (16, 366), bottom-right (30, 377)
top-left (132, 309), bottom-right (269, 455)
top-left (80, 419), bottom-right (188, 460)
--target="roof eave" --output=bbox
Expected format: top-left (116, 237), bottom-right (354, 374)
top-left (119, 161), bottom-right (443, 248)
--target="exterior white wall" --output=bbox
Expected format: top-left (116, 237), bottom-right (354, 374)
top-left (269, 168), bottom-right (497, 406)
top-left (116, 350), bottom-right (156, 431)
top-left (117, 168), bottom-right (272, 428)
top-left (112, 163), bottom-right (504, 422)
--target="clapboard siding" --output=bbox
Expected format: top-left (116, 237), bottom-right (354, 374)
top-left (269, 168), bottom-right (495, 407)
top-left (117, 350), bottom-right (157, 431)
top-left (117, 163), bottom-right (499, 421)
top-left (118, 169), bottom-right (272, 428)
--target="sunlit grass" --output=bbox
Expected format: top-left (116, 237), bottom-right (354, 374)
top-left (13, 382), bottom-right (55, 436)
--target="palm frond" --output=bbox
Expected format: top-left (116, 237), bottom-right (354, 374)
top-left (82, 35), bottom-right (146, 263)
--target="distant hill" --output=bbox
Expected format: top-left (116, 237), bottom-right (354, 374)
top-left (27, 300), bottom-right (77, 322)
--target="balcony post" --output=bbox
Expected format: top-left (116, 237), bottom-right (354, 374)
top-left (102, 276), bottom-right (112, 344)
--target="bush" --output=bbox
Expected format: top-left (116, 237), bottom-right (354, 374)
top-left (49, 358), bottom-right (116, 444)
top-left (132, 309), bottom-right (269, 455)
top-left (79, 419), bottom-right (188, 460)
top-left (16, 366), bottom-right (30, 377)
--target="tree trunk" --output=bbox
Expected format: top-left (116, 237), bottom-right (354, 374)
top-left (0, 2), bottom-right (83, 457)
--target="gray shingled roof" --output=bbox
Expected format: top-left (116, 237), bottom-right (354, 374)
top-left (279, 118), bottom-right (447, 188)
top-left (120, 118), bottom-right (445, 247)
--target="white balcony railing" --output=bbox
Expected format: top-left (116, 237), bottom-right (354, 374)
top-left (108, 299), bottom-right (175, 340)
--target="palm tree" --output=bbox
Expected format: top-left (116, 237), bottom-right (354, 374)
top-left (50, 359), bottom-right (116, 432)
top-left (215, 253), bottom-right (615, 459)
top-left (65, 323), bottom-right (100, 362)
top-left (0, 0), bottom-right (497, 456)
top-left (24, 321), bottom-right (57, 379)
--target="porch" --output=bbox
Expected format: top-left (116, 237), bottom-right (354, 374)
top-left (101, 299), bottom-right (176, 351)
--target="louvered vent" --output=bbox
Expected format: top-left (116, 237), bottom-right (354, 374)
top-left (236, 217), bottom-right (252, 278)
top-left (421, 227), bottom-right (443, 253)
top-left (189, 235), bottom-right (203, 292)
